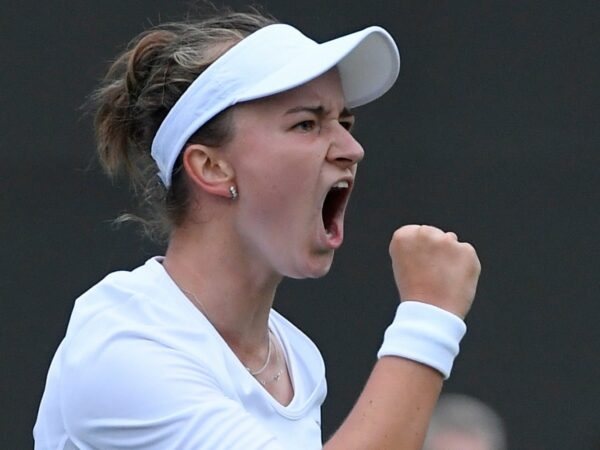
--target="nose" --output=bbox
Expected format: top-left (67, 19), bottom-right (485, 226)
top-left (326, 123), bottom-right (365, 168)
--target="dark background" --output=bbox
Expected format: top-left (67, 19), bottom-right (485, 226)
top-left (2, 1), bottom-right (599, 448)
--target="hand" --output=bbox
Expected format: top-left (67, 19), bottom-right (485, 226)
top-left (389, 225), bottom-right (481, 318)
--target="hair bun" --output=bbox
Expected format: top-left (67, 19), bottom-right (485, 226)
top-left (126, 30), bottom-right (175, 104)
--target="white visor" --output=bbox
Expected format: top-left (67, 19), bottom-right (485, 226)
top-left (151, 23), bottom-right (400, 187)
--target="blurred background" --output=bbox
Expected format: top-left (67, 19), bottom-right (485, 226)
top-left (2, 1), bottom-right (598, 448)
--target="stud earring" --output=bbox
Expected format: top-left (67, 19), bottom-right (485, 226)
top-left (229, 185), bottom-right (238, 200)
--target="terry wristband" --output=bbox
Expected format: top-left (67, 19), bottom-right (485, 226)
top-left (377, 301), bottom-right (467, 379)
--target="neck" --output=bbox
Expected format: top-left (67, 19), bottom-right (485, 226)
top-left (162, 219), bottom-right (282, 353)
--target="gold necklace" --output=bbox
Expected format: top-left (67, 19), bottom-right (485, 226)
top-left (255, 334), bottom-right (284, 386)
top-left (180, 288), bottom-right (277, 382)
top-left (246, 331), bottom-right (272, 376)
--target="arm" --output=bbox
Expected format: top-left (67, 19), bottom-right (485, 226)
top-left (326, 357), bottom-right (443, 449)
top-left (325, 225), bottom-right (481, 449)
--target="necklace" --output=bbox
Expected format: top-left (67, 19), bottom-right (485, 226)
top-left (180, 287), bottom-right (279, 383)
top-left (255, 334), bottom-right (284, 386)
top-left (246, 331), bottom-right (272, 376)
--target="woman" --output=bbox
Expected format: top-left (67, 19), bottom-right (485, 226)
top-left (34, 9), bottom-right (480, 450)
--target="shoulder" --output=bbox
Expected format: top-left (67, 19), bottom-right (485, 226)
top-left (57, 259), bottom-right (231, 428)
top-left (61, 257), bottom-right (221, 375)
top-left (66, 257), bottom-right (194, 335)
top-left (73, 257), bottom-right (170, 314)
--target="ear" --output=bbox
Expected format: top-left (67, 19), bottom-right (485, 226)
top-left (182, 144), bottom-right (235, 198)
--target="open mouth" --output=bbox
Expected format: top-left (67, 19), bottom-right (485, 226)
top-left (322, 180), bottom-right (351, 237)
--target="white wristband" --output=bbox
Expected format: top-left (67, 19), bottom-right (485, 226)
top-left (377, 301), bottom-right (467, 379)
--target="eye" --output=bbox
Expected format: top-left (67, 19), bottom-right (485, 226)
top-left (339, 119), bottom-right (354, 132)
top-left (294, 120), bottom-right (317, 132)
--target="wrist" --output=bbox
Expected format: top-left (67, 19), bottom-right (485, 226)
top-left (377, 301), bottom-right (467, 379)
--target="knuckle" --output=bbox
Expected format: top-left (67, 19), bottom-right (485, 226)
top-left (392, 225), bottom-right (417, 241)
top-left (422, 225), bottom-right (446, 243)
top-left (422, 224), bottom-right (443, 234)
top-left (460, 243), bottom-right (481, 271)
top-left (446, 231), bottom-right (458, 241)
top-left (466, 244), bottom-right (479, 260)
top-left (418, 224), bottom-right (433, 236)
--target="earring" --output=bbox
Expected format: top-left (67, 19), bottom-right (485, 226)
top-left (229, 185), bottom-right (238, 200)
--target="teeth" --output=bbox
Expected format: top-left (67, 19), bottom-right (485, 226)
top-left (332, 180), bottom-right (349, 189)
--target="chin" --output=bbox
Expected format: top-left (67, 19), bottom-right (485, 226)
top-left (288, 252), bottom-right (335, 280)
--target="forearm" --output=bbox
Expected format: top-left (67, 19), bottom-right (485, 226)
top-left (325, 225), bottom-right (480, 450)
top-left (325, 356), bottom-right (443, 450)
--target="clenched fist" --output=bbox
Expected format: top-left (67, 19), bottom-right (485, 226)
top-left (389, 225), bottom-right (481, 319)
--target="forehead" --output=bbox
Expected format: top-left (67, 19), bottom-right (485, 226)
top-left (241, 69), bottom-right (346, 113)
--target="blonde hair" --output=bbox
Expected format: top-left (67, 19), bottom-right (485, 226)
top-left (91, 9), bottom-right (277, 242)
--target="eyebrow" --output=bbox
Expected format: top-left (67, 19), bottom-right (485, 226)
top-left (284, 105), bottom-right (354, 118)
